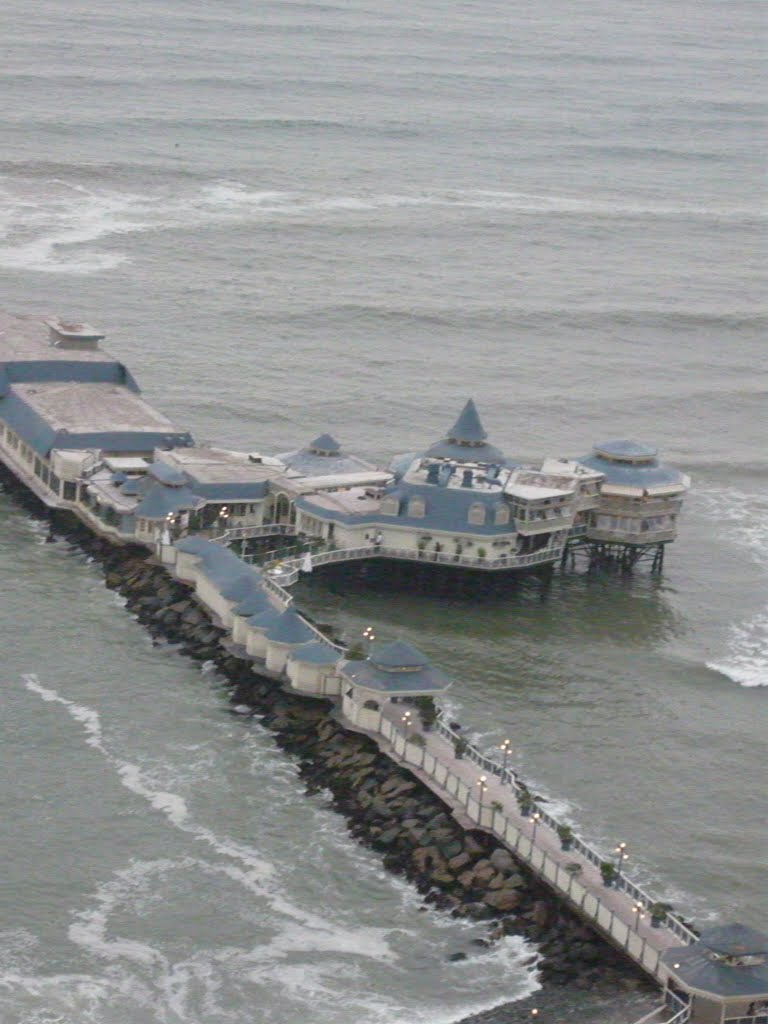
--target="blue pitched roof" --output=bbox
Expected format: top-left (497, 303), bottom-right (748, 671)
top-left (233, 590), bottom-right (272, 617)
top-left (247, 607), bottom-right (283, 630)
top-left (175, 535), bottom-right (217, 555)
top-left (342, 660), bottom-right (451, 695)
top-left (0, 357), bottom-right (139, 393)
top-left (308, 433), bottom-right (341, 454)
top-left (370, 639), bottom-right (431, 670)
top-left (0, 386), bottom-right (195, 457)
top-left (134, 483), bottom-right (204, 520)
top-left (219, 573), bottom-right (264, 602)
top-left (186, 480), bottom-right (271, 501)
top-left (266, 609), bottom-right (316, 645)
top-left (662, 925), bottom-right (768, 999)
top-left (289, 641), bottom-right (341, 666)
top-left (296, 480), bottom-right (514, 536)
top-left (148, 462), bottom-right (188, 486)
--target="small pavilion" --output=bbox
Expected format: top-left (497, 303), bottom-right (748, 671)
top-left (339, 639), bottom-right (451, 731)
top-left (662, 924), bottom-right (768, 1023)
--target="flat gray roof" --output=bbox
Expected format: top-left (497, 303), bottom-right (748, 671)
top-left (14, 381), bottom-right (179, 434)
top-left (0, 311), bottom-right (113, 364)
top-left (157, 447), bottom-right (283, 485)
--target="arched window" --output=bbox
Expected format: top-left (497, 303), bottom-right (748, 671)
top-left (468, 502), bottom-right (485, 526)
top-left (380, 496), bottom-right (399, 516)
top-left (408, 497), bottom-right (426, 518)
top-left (494, 505), bottom-right (510, 526)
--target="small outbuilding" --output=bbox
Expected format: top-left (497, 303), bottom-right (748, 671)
top-left (339, 639), bottom-right (451, 730)
top-left (662, 924), bottom-right (768, 1023)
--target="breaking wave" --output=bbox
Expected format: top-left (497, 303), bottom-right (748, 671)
top-left (0, 175), bottom-right (762, 274)
top-left (698, 488), bottom-right (768, 687)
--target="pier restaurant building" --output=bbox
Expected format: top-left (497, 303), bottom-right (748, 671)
top-left (0, 312), bottom-right (689, 577)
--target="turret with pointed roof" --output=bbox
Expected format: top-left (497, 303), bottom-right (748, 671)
top-left (425, 399), bottom-right (505, 464)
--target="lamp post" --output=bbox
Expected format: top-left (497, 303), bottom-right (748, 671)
top-left (401, 710), bottom-right (413, 737)
top-left (499, 738), bottom-right (512, 776)
top-left (363, 626), bottom-right (376, 653)
top-left (614, 841), bottom-right (628, 872)
top-left (530, 811), bottom-right (542, 842)
top-left (633, 902), bottom-right (645, 930)
top-left (217, 505), bottom-right (229, 535)
top-left (476, 775), bottom-right (488, 817)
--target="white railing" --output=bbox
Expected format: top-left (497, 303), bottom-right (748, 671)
top-left (215, 523), bottom-right (297, 543)
top-left (256, 543), bottom-right (564, 584)
top-left (431, 711), bottom-right (699, 947)
top-left (371, 712), bottom-right (685, 980)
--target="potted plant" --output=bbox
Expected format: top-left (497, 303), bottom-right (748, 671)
top-left (564, 862), bottom-right (583, 877)
top-left (516, 787), bottom-right (533, 817)
top-left (600, 862), bottom-right (618, 887)
top-left (344, 641), bottom-right (366, 660)
top-left (453, 736), bottom-right (469, 760)
top-left (490, 800), bottom-right (504, 814)
top-left (649, 902), bottom-right (673, 928)
top-left (557, 824), bottom-right (574, 851)
top-left (415, 696), bottom-right (437, 731)
top-left (477, 546), bottom-right (487, 559)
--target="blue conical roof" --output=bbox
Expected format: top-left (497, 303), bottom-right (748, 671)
top-left (308, 433), bottom-right (341, 455)
top-left (449, 399), bottom-right (487, 443)
top-left (370, 639), bottom-right (431, 671)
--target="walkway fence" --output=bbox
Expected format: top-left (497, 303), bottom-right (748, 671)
top-left (431, 711), bottom-right (699, 947)
top-left (375, 710), bottom-right (678, 980)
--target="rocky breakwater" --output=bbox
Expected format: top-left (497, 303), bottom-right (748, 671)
top-left (2, 483), bottom-right (656, 1011)
top-left (81, 545), bottom-right (652, 1003)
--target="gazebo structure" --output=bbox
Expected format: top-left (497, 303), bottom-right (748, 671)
top-left (576, 439), bottom-right (690, 572)
top-left (661, 924), bottom-right (768, 1023)
top-left (339, 639), bottom-right (451, 732)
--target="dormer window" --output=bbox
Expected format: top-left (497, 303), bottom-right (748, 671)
top-left (468, 502), bottom-right (485, 526)
top-left (494, 505), bottom-right (510, 526)
top-left (408, 497), bottom-right (426, 518)
top-left (380, 496), bottom-right (400, 516)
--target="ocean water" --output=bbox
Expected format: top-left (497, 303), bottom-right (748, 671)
top-left (0, 1), bottom-right (766, 1021)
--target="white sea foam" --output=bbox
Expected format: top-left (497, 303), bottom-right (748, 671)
top-left (0, 175), bottom-right (760, 275)
top-left (697, 486), bottom-right (768, 688)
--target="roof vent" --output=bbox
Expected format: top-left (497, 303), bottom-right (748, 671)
top-left (46, 319), bottom-right (105, 350)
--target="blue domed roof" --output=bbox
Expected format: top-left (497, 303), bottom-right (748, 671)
top-left (579, 440), bottom-right (686, 489)
top-left (592, 439), bottom-right (658, 462)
